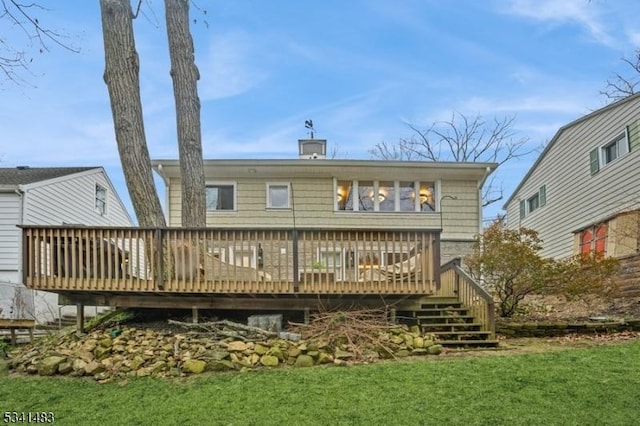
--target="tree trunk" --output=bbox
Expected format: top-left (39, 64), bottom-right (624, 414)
top-left (165, 0), bottom-right (206, 228)
top-left (100, 0), bottom-right (166, 228)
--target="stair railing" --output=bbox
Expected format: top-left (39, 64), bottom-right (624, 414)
top-left (439, 258), bottom-right (495, 339)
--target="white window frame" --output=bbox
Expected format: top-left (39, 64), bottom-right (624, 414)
top-left (95, 184), bottom-right (107, 216)
top-left (600, 130), bottom-right (630, 167)
top-left (266, 182), bottom-right (291, 209)
top-left (206, 181), bottom-right (237, 212)
top-left (334, 179), bottom-right (437, 213)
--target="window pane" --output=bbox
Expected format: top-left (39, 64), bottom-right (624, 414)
top-left (206, 185), bottom-right (234, 210)
top-left (399, 182), bottom-right (416, 211)
top-left (419, 183), bottom-right (435, 212)
top-left (580, 230), bottom-right (593, 255)
top-left (527, 194), bottom-right (539, 213)
top-left (268, 185), bottom-right (289, 208)
top-left (336, 180), bottom-right (354, 211)
top-left (357, 181), bottom-right (375, 211)
top-left (604, 142), bottom-right (617, 164)
top-left (378, 181), bottom-right (395, 212)
top-left (595, 224), bottom-right (607, 256)
top-left (95, 185), bottom-right (107, 215)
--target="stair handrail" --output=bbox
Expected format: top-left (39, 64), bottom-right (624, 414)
top-left (440, 257), bottom-right (495, 338)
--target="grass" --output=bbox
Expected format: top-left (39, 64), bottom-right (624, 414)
top-left (1, 341), bottom-right (640, 425)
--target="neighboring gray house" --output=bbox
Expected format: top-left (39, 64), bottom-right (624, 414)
top-left (504, 93), bottom-right (640, 260)
top-left (0, 167), bottom-right (133, 322)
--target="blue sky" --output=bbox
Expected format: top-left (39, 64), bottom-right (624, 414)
top-left (1, 0), bottom-right (639, 222)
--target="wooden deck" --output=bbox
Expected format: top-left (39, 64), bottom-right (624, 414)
top-left (20, 226), bottom-right (495, 338)
top-left (22, 226), bottom-right (440, 297)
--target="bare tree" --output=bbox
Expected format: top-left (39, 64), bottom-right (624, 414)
top-left (0, 0), bottom-right (78, 85)
top-left (165, 0), bottom-right (206, 228)
top-left (601, 49), bottom-right (640, 102)
top-left (370, 112), bottom-right (531, 206)
top-left (100, 0), bottom-right (165, 228)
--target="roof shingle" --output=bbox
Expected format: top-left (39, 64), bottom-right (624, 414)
top-left (0, 167), bottom-right (97, 186)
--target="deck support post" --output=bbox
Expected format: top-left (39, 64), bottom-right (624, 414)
top-left (390, 308), bottom-right (397, 324)
top-left (304, 307), bottom-right (310, 325)
top-left (76, 302), bottom-right (85, 334)
top-left (292, 230), bottom-right (299, 292)
top-left (192, 306), bottom-right (199, 324)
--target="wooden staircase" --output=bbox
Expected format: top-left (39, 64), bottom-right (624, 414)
top-left (397, 298), bottom-right (499, 348)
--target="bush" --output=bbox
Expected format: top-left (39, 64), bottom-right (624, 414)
top-left (465, 221), bottom-right (619, 318)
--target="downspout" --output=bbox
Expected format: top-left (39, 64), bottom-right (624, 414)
top-left (154, 163), bottom-right (170, 225)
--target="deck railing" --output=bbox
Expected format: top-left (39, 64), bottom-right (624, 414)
top-left (438, 257), bottom-right (495, 338)
top-left (22, 226), bottom-right (439, 295)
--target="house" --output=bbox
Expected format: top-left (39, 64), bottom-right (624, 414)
top-left (0, 166), bottom-right (134, 322)
top-left (18, 141), bottom-right (498, 345)
top-left (503, 93), bottom-right (640, 294)
top-left (152, 139), bottom-right (495, 265)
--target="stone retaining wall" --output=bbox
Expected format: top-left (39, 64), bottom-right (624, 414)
top-left (497, 319), bottom-right (640, 338)
top-left (7, 325), bottom-right (444, 381)
top-left (617, 253), bottom-right (640, 297)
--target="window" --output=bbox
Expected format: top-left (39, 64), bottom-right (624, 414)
top-left (336, 180), bottom-right (355, 211)
top-left (527, 193), bottom-right (540, 213)
top-left (357, 181), bottom-right (375, 211)
top-left (590, 131), bottom-right (630, 174)
top-left (267, 183), bottom-right (290, 209)
top-left (206, 183), bottom-right (235, 211)
top-left (95, 184), bottom-right (107, 215)
top-left (519, 185), bottom-right (546, 219)
top-left (419, 182), bottom-right (435, 212)
top-left (399, 181), bottom-right (417, 212)
top-left (318, 249), bottom-right (344, 280)
top-left (336, 180), bottom-right (435, 212)
top-left (579, 224), bottom-right (607, 257)
top-left (378, 181), bottom-right (395, 212)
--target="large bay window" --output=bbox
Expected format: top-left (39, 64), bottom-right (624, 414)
top-left (336, 180), bottom-right (435, 212)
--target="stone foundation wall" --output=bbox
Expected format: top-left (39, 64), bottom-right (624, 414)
top-left (497, 320), bottom-right (640, 338)
top-left (616, 253), bottom-right (640, 297)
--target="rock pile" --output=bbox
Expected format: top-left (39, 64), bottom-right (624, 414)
top-left (8, 325), bottom-right (443, 381)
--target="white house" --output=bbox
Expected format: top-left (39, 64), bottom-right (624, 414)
top-left (0, 166), bottom-right (133, 322)
top-left (504, 93), bottom-right (640, 260)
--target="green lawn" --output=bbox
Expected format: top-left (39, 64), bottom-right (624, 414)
top-left (1, 341), bottom-right (639, 425)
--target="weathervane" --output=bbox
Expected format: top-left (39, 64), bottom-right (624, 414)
top-left (305, 119), bottom-right (315, 139)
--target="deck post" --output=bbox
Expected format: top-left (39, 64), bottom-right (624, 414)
top-left (304, 307), bottom-right (310, 325)
top-left (76, 302), bottom-right (85, 333)
top-left (292, 230), bottom-right (299, 292)
top-left (390, 308), bottom-right (397, 324)
top-left (155, 228), bottom-right (165, 290)
top-left (192, 306), bottom-right (199, 324)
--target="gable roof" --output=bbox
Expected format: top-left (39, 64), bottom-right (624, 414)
top-left (0, 167), bottom-right (97, 186)
top-left (503, 92), bottom-right (640, 209)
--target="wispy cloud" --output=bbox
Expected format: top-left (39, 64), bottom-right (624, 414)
top-left (198, 31), bottom-right (269, 101)
top-left (500, 0), bottom-right (613, 45)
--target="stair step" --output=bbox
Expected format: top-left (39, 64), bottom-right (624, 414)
top-left (420, 303), bottom-right (463, 309)
top-left (414, 315), bottom-right (475, 322)
top-left (431, 331), bottom-right (492, 341)
top-left (439, 340), bottom-right (500, 348)
top-left (414, 308), bottom-right (469, 316)
top-left (420, 323), bottom-right (483, 331)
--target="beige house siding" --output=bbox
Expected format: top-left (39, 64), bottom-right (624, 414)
top-left (166, 176), bottom-right (482, 240)
top-left (505, 94), bottom-right (640, 259)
